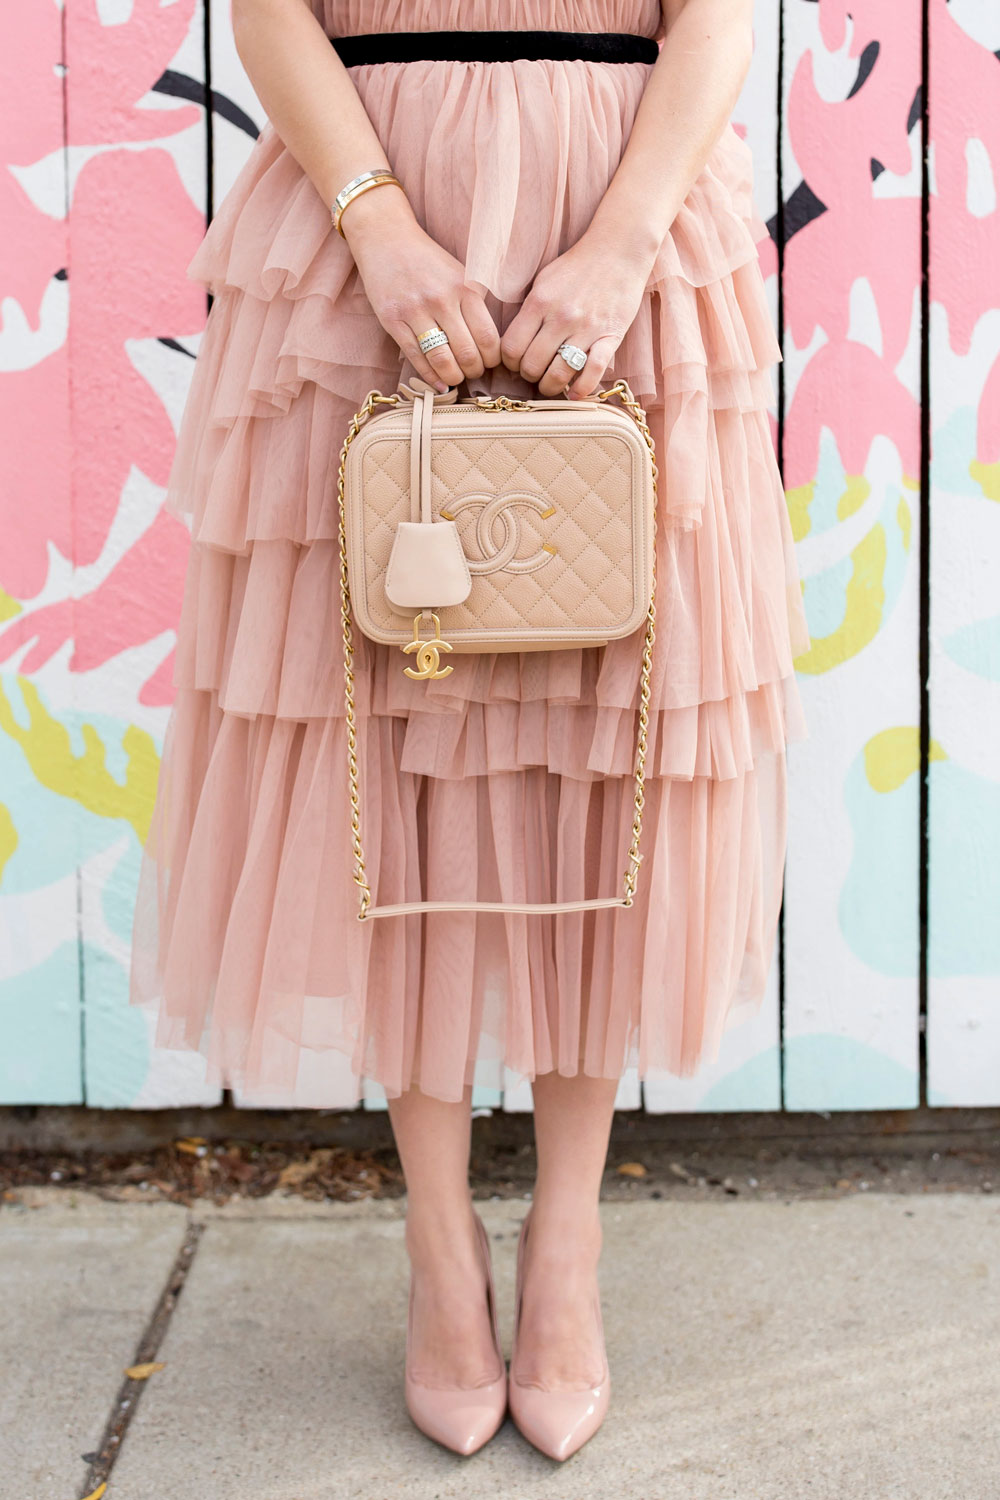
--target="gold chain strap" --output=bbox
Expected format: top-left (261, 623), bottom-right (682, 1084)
top-left (335, 379), bottom-right (658, 920)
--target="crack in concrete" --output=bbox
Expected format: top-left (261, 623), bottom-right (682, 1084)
top-left (77, 1221), bottom-right (205, 1499)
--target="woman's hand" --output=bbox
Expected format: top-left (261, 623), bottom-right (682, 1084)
top-left (500, 231), bottom-right (656, 399)
top-left (341, 188), bottom-right (503, 392)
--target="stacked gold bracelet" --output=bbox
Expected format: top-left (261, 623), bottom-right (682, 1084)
top-left (331, 168), bottom-right (404, 238)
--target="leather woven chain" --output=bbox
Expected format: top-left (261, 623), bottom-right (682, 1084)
top-left (336, 378), bottom-right (659, 920)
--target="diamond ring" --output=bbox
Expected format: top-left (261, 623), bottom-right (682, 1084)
top-left (417, 327), bottom-right (450, 353)
top-left (557, 342), bottom-right (588, 372)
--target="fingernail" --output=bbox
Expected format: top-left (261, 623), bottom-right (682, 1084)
top-left (435, 381), bottom-right (450, 393)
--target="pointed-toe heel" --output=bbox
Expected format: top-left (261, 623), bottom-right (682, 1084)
top-left (507, 1206), bottom-right (610, 1462)
top-left (404, 1211), bottom-right (508, 1456)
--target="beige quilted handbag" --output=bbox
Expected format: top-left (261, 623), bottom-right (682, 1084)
top-left (336, 375), bottom-right (658, 920)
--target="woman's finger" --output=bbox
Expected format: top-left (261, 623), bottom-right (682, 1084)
top-left (518, 318), bottom-right (591, 393)
top-left (414, 304), bottom-right (492, 386)
top-left (561, 333), bottom-right (622, 399)
top-left (461, 291), bottom-right (503, 371)
top-left (387, 318), bottom-right (459, 389)
top-left (499, 297), bottom-right (544, 376)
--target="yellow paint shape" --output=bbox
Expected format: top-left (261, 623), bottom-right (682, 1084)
top-left (902, 473), bottom-right (920, 491)
top-left (0, 802), bottom-right (17, 884)
top-left (836, 473), bottom-right (870, 521)
top-left (970, 459), bottom-right (1000, 503)
top-left (793, 523), bottom-right (887, 675)
top-left (785, 480), bottom-right (814, 542)
top-left (864, 726), bottom-right (948, 794)
top-left (897, 495), bottom-right (912, 552)
top-left (0, 588), bottom-right (22, 623)
top-left (0, 676), bottom-right (160, 843)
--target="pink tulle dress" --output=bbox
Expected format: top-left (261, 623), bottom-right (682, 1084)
top-left (128, 0), bottom-right (811, 1105)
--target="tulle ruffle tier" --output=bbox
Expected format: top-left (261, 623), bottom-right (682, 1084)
top-left (128, 37), bottom-right (811, 1104)
top-left (131, 689), bottom-right (793, 1100)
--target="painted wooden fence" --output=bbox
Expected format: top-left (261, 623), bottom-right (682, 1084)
top-left (1, 1), bottom-right (997, 1113)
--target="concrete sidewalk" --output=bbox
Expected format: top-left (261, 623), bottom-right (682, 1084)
top-left (2, 1189), bottom-right (998, 1500)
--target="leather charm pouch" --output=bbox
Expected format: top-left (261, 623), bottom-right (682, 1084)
top-left (385, 519), bottom-right (472, 610)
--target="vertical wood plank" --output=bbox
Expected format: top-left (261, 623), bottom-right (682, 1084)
top-left (780, 0), bottom-right (922, 1110)
top-left (0, 3), bottom-right (81, 1103)
top-left (643, 4), bottom-right (783, 1114)
top-left (926, 0), bottom-right (1000, 1105)
top-left (64, 0), bottom-right (220, 1106)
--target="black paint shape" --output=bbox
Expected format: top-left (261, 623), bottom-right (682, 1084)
top-left (152, 69), bottom-right (259, 141)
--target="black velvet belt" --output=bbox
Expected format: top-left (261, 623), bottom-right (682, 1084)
top-left (330, 29), bottom-right (659, 67)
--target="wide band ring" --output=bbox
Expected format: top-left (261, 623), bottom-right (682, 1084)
top-left (557, 341), bottom-right (588, 372)
top-left (417, 327), bottom-right (450, 353)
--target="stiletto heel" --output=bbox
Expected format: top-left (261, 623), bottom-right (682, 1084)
top-left (508, 1206), bottom-right (610, 1461)
top-left (404, 1210), bottom-right (508, 1456)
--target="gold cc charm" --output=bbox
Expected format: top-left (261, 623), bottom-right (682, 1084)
top-left (402, 612), bottom-right (454, 680)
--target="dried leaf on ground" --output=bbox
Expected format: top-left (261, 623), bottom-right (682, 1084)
top-left (277, 1149), bottom-right (337, 1189)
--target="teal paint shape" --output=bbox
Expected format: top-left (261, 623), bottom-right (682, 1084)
top-left (839, 745), bottom-right (919, 976)
top-left (942, 613), bottom-right (1000, 684)
top-left (695, 1044), bottom-right (781, 1111)
top-left (805, 553), bottom-right (854, 640)
top-left (928, 758), bottom-right (1000, 976)
top-left (97, 833), bottom-right (142, 947)
top-left (0, 942), bottom-right (82, 1103)
top-left (929, 406), bottom-right (982, 497)
top-left (783, 1033), bottom-right (917, 1112)
top-left (806, 429), bottom-right (855, 539)
top-left (81, 940), bottom-right (150, 1107)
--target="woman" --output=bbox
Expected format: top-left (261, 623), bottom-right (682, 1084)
top-left (129, 0), bottom-right (810, 1464)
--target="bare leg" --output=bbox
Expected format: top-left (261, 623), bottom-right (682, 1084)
top-left (512, 1071), bottom-right (618, 1387)
top-left (387, 1082), bottom-right (500, 1385)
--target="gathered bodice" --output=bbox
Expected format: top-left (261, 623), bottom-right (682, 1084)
top-left (319, 1), bottom-right (665, 43)
top-left (202, 0), bottom-right (756, 315)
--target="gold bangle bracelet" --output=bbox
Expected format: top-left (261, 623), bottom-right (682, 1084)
top-left (332, 174), bottom-right (404, 238)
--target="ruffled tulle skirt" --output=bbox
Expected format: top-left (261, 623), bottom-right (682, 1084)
top-left (128, 36), bottom-right (811, 1104)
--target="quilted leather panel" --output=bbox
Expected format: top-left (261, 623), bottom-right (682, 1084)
top-left (344, 402), bottom-right (654, 648)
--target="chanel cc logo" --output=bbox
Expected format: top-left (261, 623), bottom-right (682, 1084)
top-left (439, 492), bottom-right (557, 576)
top-left (402, 613), bottom-right (454, 680)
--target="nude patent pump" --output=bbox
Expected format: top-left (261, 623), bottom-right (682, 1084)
top-left (404, 1210), bottom-right (508, 1456)
top-left (508, 1205), bottom-right (611, 1461)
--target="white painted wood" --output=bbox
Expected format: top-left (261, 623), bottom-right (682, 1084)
top-left (614, 1067), bottom-right (641, 1111)
top-left (926, 3), bottom-right (1000, 1106)
top-left (779, 1), bottom-right (921, 1111)
top-left (63, 0), bottom-right (223, 1107)
top-left (362, 1076), bottom-right (388, 1111)
top-left (210, 0), bottom-right (266, 210)
top-left (0, 0), bottom-right (79, 1105)
top-left (501, 1072), bottom-right (535, 1113)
